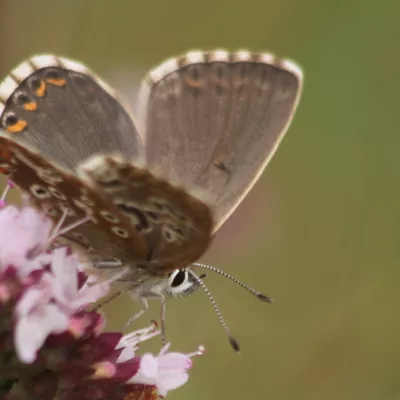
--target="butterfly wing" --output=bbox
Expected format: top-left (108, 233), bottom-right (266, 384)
top-left (0, 131), bottom-right (147, 265)
top-left (78, 154), bottom-right (213, 273)
top-left (138, 50), bottom-right (303, 231)
top-left (0, 55), bottom-right (142, 171)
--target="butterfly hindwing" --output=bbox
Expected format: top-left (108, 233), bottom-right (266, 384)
top-left (0, 132), bottom-right (148, 264)
top-left (78, 154), bottom-right (213, 272)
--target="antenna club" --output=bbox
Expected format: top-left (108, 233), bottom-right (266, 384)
top-left (257, 293), bottom-right (273, 303)
top-left (229, 336), bottom-right (241, 354)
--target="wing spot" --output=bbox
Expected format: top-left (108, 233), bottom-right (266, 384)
top-left (13, 92), bottom-right (38, 112)
top-left (7, 118), bottom-right (28, 133)
top-left (111, 226), bottom-right (129, 238)
top-left (115, 201), bottom-right (150, 233)
top-left (185, 77), bottom-right (203, 89)
top-left (184, 65), bottom-right (203, 90)
top-left (145, 210), bottom-right (159, 222)
top-left (100, 210), bottom-right (120, 223)
top-left (23, 101), bottom-right (38, 111)
top-left (166, 223), bottom-right (185, 239)
top-left (2, 113), bottom-right (18, 128)
top-left (45, 70), bottom-right (67, 87)
top-left (29, 77), bottom-right (47, 97)
top-left (163, 228), bottom-right (172, 242)
top-left (46, 78), bottom-right (67, 87)
top-left (162, 225), bottom-right (183, 243)
top-left (30, 184), bottom-right (51, 199)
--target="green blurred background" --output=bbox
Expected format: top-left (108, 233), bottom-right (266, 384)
top-left (1, 0), bottom-right (400, 399)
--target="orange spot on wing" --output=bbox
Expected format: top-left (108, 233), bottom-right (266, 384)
top-left (46, 78), bottom-right (67, 87)
top-left (23, 101), bottom-right (37, 111)
top-left (185, 78), bottom-right (202, 88)
top-left (35, 80), bottom-right (46, 97)
top-left (7, 119), bottom-right (27, 133)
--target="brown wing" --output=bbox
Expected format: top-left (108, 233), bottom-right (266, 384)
top-left (78, 154), bottom-right (213, 273)
top-left (0, 131), bottom-right (147, 265)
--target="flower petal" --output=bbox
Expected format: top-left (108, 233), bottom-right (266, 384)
top-left (15, 302), bottom-right (68, 363)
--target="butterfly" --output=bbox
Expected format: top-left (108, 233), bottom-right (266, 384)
top-left (0, 50), bottom-right (302, 349)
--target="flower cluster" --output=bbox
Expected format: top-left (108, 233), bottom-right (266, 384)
top-left (0, 190), bottom-right (203, 400)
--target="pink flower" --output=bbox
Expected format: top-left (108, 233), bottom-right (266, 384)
top-left (0, 205), bottom-right (114, 363)
top-left (14, 283), bottom-right (69, 363)
top-left (126, 342), bottom-right (204, 397)
top-left (0, 205), bottom-right (52, 275)
top-left (0, 202), bottom-right (203, 399)
top-left (49, 247), bottom-right (111, 313)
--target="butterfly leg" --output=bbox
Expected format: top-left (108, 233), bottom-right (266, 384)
top-left (92, 289), bottom-right (123, 311)
top-left (159, 295), bottom-right (167, 345)
top-left (125, 298), bottom-right (149, 329)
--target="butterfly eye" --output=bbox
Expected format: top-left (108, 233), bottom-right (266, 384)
top-left (167, 269), bottom-right (201, 298)
top-left (170, 269), bottom-right (186, 287)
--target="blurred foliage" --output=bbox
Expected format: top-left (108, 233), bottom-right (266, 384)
top-left (1, 0), bottom-right (400, 399)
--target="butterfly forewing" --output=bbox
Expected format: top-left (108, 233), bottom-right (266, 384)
top-left (79, 155), bottom-right (213, 273)
top-left (139, 50), bottom-right (303, 231)
top-left (0, 132), bottom-right (148, 264)
top-left (0, 55), bottom-right (142, 171)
